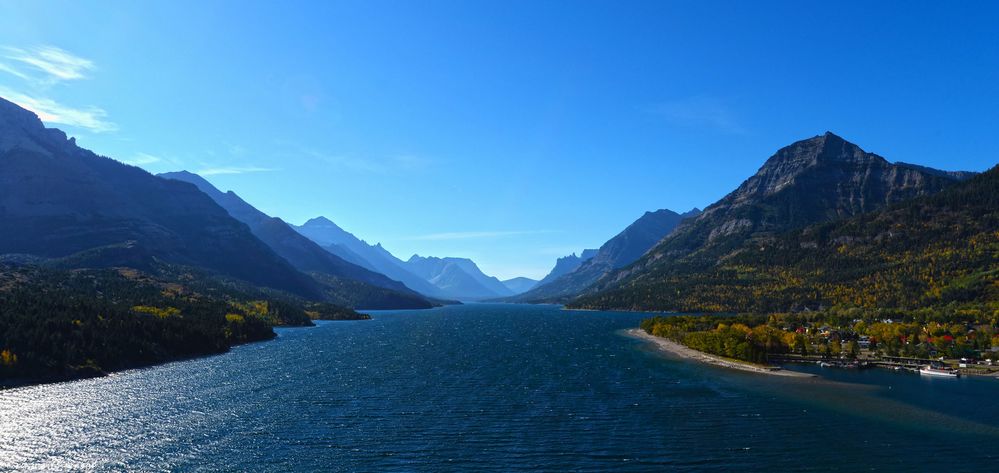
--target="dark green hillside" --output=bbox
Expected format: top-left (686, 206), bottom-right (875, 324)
top-left (0, 264), bottom-right (368, 385)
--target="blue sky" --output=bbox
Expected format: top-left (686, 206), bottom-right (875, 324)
top-left (0, 1), bottom-right (997, 279)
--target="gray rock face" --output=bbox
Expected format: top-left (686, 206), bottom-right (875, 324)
top-left (0, 98), bottom-right (76, 156)
top-left (704, 132), bottom-right (956, 228)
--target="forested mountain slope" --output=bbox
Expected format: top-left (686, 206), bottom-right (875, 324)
top-left (573, 165), bottom-right (998, 313)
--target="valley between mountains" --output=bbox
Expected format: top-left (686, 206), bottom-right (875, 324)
top-left (0, 94), bottom-right (995, 386)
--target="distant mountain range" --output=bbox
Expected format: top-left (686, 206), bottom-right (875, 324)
top-left (292, 217), bottom-right (445, 298)
top-left (293, 217), bottom-right (516, 300)
top-left (402, 255), bottom-right (514, 300)
top-left (155, 172), bottom-right (517, 302)
top-left (159, 171), bottom-right (434, 309)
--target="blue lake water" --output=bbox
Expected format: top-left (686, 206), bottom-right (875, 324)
top-left (2, 303), bottom-right (998, 471)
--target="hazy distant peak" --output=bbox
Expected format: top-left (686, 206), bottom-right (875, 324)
top-left (302, 216), bottom-right (341, 228)
top-left (159, 170), bottom-right (214, 188)
top-left (165, 169), bottom-right (200, 178)
top-left (501, 276), bottom-right (539, 294)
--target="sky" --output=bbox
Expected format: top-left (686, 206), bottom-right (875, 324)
top-left (0, 1), bottom-right (997, 280)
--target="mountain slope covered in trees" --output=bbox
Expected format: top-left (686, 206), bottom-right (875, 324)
top-left (573, 164), bottom-right (998, 313)
top-left (0, 262), bottom-right (367, 386)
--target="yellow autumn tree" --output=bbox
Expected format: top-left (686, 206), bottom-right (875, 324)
top-left (1, 349), bottom-right (17, 367)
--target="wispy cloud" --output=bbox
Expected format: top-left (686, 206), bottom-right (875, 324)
top-left (2, 46), bottom-right (95, 82)
top-left (0, 62), bottom-right (30, 81)
top-left (0, 87), bottom-right (117, 132)
top-left (403, 230), bottom-right (556, 241)
top-left (121, 152), bottom-right (162, 166)
top-left (319, 153), bottom-right (390, 174)
top-left (307, 149), bottom-right (435, 174)
top-left (0, 46), bottom-right (113, 133)
top-left (650, 96), bottom-right (747, 135)
top-left (391, 154), bottom-right (433, 169)
top-left (196, 166), bottom-right (277, 176)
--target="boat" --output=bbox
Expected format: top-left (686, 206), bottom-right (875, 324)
top-left (919, 364), bottom-right (960, 378)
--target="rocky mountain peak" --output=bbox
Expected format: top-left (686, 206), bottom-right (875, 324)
top-left (0, 97), bottom-right (44, 130)
top-left (724, 132), bottom-right (891, 207)
top-left (0, 96), bottom-right (76, 156)
top-left (761, 132), bottom-right (881, 171)
top-left (643, 132), bottom-right (971, 267)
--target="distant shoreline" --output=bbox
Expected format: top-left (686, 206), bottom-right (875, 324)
top-left (625, 328), bottom-right (815, 378)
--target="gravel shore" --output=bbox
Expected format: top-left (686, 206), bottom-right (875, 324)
top-left (626, 328), bottom-right (815, 378)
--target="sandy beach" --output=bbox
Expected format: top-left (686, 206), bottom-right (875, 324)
top-left (625, 329), bottom-right (815, 378)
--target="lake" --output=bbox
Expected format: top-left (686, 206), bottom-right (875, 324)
top-left (2, 303), bottom-right (998, 471)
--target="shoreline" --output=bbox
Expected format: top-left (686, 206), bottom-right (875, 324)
top-left (0, 318), bottom-right (372, 391)
top-left (625, 328), bottom-right (815, 378)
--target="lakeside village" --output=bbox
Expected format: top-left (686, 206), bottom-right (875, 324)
top-left (640, 309), bottom-right (999, 378)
